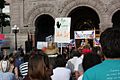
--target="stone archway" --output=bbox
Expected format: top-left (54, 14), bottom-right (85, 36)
top-left (60, 0), bottom-right (108, 32)
top-left (24, 4), bottom-right (57, 47)
top-left (67, 6), bottom-right (100, 47)
top-left (24, 4), bottom-right (57, 32)
top-left (112, 10), bottom-right (120, 28)
top-left (35, 14), bottom-right (55, 41)
top-left (60, 0), bottom-right (105, 22)
top-left (107, 0), bottom-right (120, 28)
top-left (67, 6), bottom-right (100, 39)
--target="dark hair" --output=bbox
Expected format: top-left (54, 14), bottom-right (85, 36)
top-left (70, 50), bottom-right (81, 58)
top-left (28, 50), bottom-right (51, 80)
top-left (54, 55), bottom-right (66, 68)
top-left (23, 54), bottom-right (30, 62)
top-left (100, 28), bottom-right (120, 58)
top-left (82, 53), bottom-right (102, 72)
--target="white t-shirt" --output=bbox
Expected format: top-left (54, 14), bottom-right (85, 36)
top-left (51, 67), bottom-right (71, 80)
top-left (66, 57), bottom-right (78, 72)
top-left (66, 55), bottom-right (84, 72)
top-left (78, 74), bottom-right (83, 80)
top-left (74, 55), bottom-right (84, 71)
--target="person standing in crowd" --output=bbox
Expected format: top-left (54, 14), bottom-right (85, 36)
top-left (19, 54), bottom-right (29, 79)
top-left (0, 57), bottom-right (16, 80)
top-left (51, 55), bottom-right (71, 80)
top-left (14, 51), bottom-right (24, 79)
top-left (24, 50), bottom-right (52, 80)
top-left (82, 27), bottom-right (120, 80)
top-left (81, 45), bottom-right (92, 54)
top-left (44, 42), bottom-right (59, 68)
top-left (2, 48), bottom-right (9, 60)
top-left (80, 40), bottom-right (85, 48)
top-left (66, 49), bottom-right (83, 80)
top-left (45, 42), bottom-right (59, 55)
top-left (18, 45), bottom-right (24, 54)
top-left (77, 53), bottom-right (102, 80)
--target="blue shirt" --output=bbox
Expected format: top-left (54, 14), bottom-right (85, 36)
top-left (15, 57), bottom-right (24, 68)
top-left (0, 71), bottom-right (16, 80)
top-left (82, 60), bottom-right (120, 80)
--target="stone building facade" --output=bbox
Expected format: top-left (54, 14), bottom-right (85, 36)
top-left (8, 0), bottom-right (120, 50)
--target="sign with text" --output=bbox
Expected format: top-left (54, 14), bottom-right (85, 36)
top-left (46, 35), bottom-right (53, 42)
top-left (74, 30), bottom-right (95, 39)
top-left (37, 42), bottom-right (48, 49)
top-left (54, 17), bottom-right (71, 43)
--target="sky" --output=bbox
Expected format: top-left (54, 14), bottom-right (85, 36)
top-left (3, 5), bottom-right (10, 13)
top-left (2, 0), bottom-right (10, 13)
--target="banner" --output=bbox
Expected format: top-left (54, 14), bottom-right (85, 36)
top-left (46, 35), bottom-right (53, 42)
top-left (0, 34), bottom-right (5, 40)
top-left (54, 17), bottom-right (71, 43)
top-left (37, 42), bottom-right (48, 49)
top-left (74, 30), bottom-right (95, 39)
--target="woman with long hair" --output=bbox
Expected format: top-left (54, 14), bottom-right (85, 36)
top-left (24, 50), bottom-right (52, 80)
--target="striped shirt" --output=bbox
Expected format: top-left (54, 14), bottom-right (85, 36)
top-left (19, 62), bottom-right (28, 77)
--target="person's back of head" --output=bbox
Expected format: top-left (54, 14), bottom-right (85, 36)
top-left (54, 54), bottom-right (66, 68)
top-left (100, 28), bottom-right (120, 58)
top-left (28, 50), bottom-right (51, 80)
top-left (23, 54), bottom-right (30, 62)
top-left (82, 53), bottom-right (102, 72)
top-left (70, 50), bottom-right (80, 58)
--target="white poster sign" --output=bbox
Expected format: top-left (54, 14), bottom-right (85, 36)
top-left (74, 30), bottom-right (95, 39)
top-left (46, 35), bottom-right (53, 42)
top-left (37, 42), bottom-right (48, 49)
top-left (54, 17), bottom-right (71, 43)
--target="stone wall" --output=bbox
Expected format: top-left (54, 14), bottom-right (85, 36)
top-left (8, 0), bottom-right (120, 50)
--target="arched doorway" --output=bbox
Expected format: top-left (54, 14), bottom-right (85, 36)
top-left (68, 6), bottom-right (100, 47)
top-left (112, 10), bottom-right (120, 28)
top-left (35, 14), bottom-right (55, 42)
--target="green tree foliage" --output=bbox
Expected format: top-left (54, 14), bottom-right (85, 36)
top-left (0, 13), bottom-right (10, 27)
top-left (0, 0), bottom-right (10, 33)
top-left (0, 0), bottom-right (5, 9)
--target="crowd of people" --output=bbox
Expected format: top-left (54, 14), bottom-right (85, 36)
top-left (0, 27), bottom-right (120, 80)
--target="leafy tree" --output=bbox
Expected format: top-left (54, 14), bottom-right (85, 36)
top-left (0, 13), bottom-right (10, 33)
top-left (0, 0), bottom-right (10, 33)
top-left (0, 0), bottom-right (5, 9)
